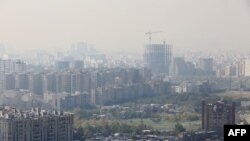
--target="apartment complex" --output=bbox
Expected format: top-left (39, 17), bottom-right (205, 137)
top-left (2, 68), bottom-right (148, 95)
top-left (0, 107), bottom-right (73, 141)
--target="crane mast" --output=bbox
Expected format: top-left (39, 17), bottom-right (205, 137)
top-left (145, 31), bottom-right (162, 45)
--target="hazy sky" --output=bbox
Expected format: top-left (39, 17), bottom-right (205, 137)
top-left (0, 0), bottom-right (250, 54)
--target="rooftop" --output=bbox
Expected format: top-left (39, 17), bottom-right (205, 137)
top-left (0, 106), bottom-right (73, 120)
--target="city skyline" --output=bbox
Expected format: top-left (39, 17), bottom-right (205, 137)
top-left (2, 1), bottom-right (250, 140)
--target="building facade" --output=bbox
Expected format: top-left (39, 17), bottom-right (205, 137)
top-left (202, 101), bottom-right (235, 134)
top-left (199, 58), bottom-right (214, 74)
top-left (0, 107), bottom-right (73, 141)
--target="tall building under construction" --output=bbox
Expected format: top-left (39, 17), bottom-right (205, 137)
top-left (144, 43), bottom-right (172, 75)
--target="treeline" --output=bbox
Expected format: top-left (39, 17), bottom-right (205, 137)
top-left (73, 121), bottom-right (187, 140)
top-left (73, 121), bottom-right (153, 140)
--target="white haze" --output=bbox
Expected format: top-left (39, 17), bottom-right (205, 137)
top-left (0, 0), bottom-right (250, 54)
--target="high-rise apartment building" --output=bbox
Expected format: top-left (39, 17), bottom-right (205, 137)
top-left (199, 58), bottom-right (214, 74)
top-left (60, 72), bottom-right (72, 93)
top-left (202, 101), bottom-right (235, 134)
top-left (0, 59), bottom-right (26, 74)
top-left (28, 73), bottom-right (44, 95)
top-left (244, 59), bottom-right (250, 76)
top-left (0, 59), bottom-right (27, 93)
top-left (13, 60), bottom-right (26, 73)
top-left (0, 43), bottom-right (5, 57)
top-left (0, 59), bottom-right (14, 93)
top-left (43, 72), bottom-right (57, 93)
top-left (71, 60), bottom-right (84, 70)
top-left (4, 73), bottom-right (15, 90)
top-left (56, 61), bottom-right (70, 70)
top-left (0, 107), bottom-right (73, 141)
top-left (15, 73), bottom-right (29, 90)
top-left (144, 43), bottom-right (172, 75)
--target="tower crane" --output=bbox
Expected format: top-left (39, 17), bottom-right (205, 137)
top-left (145, 31), bottom-right (162, 45)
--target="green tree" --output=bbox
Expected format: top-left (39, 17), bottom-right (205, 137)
top-left (173, 122), bottom-right (186, 134)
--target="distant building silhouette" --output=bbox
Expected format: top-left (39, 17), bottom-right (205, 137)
top-left (199, 58), bottom-right (214, 74)
top-left (173, 57), bottom-right (195, 76)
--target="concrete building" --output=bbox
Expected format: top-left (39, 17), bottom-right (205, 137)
top-left (144, 43), bottom-right (172, 75)
top-left (71, 71), bottom-right (90, 93)
top-left (72, 72), bottom-right (80, 93)
top-left (71, 42), bottom-right (88, 57)
top-left (0, 59), bottom-right (13, 93)
top-left (60, 72), bottom-right (72, 93)
top-left (61, 92), bottom-right (90, 109)
top-left (216, 60), bottom-right (246, 78)
top-left (44, 91), bottom-right (91, 110)
top-left (29, 73), bottom-right (44, 95)
top-left (202, 101), bottom-right (235, 134)
top-left (2, 68), bottom-right (151, 95)
top-left (139, 67), bottom-right (152, 82)
top-left (56, 61), bottom-right (70, 70)
top-left (0, 59), bottom-right (27, 93)
top-left (91, 83), bottom-right (152, 105)
top-left (4, 73), bottom-right (15, 90)
top-left (43, 72), bottom-right (57, 93)
top-left (42, 71), bottom-right (91, 94)
top-left (0, 106), bottom-right (73, 141)
top-left (43, 92), bottom-right (68, 111)
top-left (171, 82), bottom-right (194, 94)
top-left (173, 57), bottom-right (187, 76)
top-left (71, 60), bottom-right (84, 70)
top-left (245, 59), bottom-right (250, 76)
top-left (15, 73), bottom-right (29, 90)
top-left (199, 58), bottom-right (214, 74)
top-left (2, 60), bottom-right (14, 74)
top-left (126, 68), bottom-right (140, 84)
top-left (13, 60), bottom-right (26, 73)
top-left (82, 71), bottom-right (91, 93)
top-left (0, 59), bottom-right (26, 74)
top-left (172, 57), bottom-right (196, 76)
top-left (237, 61), bottom-right (245, 77)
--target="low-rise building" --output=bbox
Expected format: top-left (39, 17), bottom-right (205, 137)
top-left (44, 91), bottom-right (91, 110)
